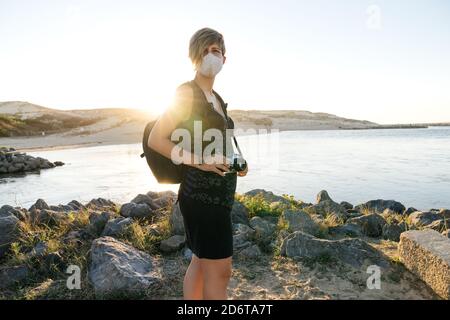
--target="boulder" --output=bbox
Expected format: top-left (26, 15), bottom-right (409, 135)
top-left (382, 224), bottom-right (402, 242)
top-left (244, 189), bottom-right (291, 205)
top-left (316, 190), bottom-right (333, 203)
top-left (67, 200), bottom-right (86, 211)
top-left (88, 211), bottom-right (116, 235)
top-left (89, 237), bottom-right (163, 294)
top-left (399, 230), bottom-right (450, 300)
top-left (120, 202), bottom-right (154, 219)
top-left (249, 216), bottom-right (276, 241)
top-left (152, 191), bottom-right (177, 208)
top-left (340, 201), bottom-right (353, 210)
top-left (130, 194), bottom-right (159, 210)
top-left (101, 217), bottom-right (133, 237)
top-left (28, 199), bottom-right (50, 212)
top-left (281, 209), bottom-right (320, 236)
top-left (354, 199), bottom-right (406, 215)
top-left (0, 265), bottom-right (30, 289)
top-left (169, 202), bottom-right (185, 236)
top-left (86, 198), bottom-right (116, 209)
top-left (49, 204), bottom-right (75, 212)
top-left (0, 205), bottom-right (15, 217)
top-left (237, 244), bottom-right (262, 259)
top-left (328, 223), bottom-right (363, 238)
top-left (281, 231), bottom-right (389, 269)
top-left (233, 223), bottom-right (256, 250)
top-left (160, 235), bottom-right (185, 253)
top-left (408, 211), bottom-right (442, 228)
top-left (305, 200), bottom-right (348, 220)
top-left (404, 207), bottom-right (418, 215)
top-left (29, 209), bottom-right (68, 226)
top-left (347, 213), bottom-right (386, 237)
top-left (0, 214), bottom-right (21, 258)
top-left (231, 201), bottom-right (249, 225)
top-left (0, 205), bottom-right (28, 221)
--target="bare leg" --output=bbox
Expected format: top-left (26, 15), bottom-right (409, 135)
top-left (201, 256), bottom-right (232, 300)
top-left (183, 254), bottom-right (204, 300)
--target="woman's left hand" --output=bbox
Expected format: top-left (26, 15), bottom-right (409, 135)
top-left (237, 164), bottom-right (248, 177)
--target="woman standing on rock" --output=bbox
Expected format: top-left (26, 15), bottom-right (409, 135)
top-left (148, 27), bottom-right (248, 300)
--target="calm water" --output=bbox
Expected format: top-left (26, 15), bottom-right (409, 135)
top-left (1, 127), bottom-right (450, 211)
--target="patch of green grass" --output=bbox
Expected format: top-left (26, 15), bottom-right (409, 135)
top-left (121, 212), bottom-right (172, 255)
top-left (235, 193), bottom-right (304, 219)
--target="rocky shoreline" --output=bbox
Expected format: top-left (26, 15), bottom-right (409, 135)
top-left (0, 147), bottom-right (64, 174)
top-left (0, 189), bottom-right (449, 300)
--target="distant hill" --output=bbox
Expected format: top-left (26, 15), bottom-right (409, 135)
top-left (0, 101), bottom-right (153, 137)
top-left (228, 109), bottom-right (379, 131)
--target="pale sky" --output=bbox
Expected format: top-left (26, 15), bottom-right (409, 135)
top-left (1, 0), bottom-right (449, 124)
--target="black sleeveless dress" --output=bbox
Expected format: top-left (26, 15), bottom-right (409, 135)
top-left (175, 79), bottom-right (237, 259)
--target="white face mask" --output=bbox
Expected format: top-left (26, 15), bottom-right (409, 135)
top-left (197, 52), bottom-right (223, 78)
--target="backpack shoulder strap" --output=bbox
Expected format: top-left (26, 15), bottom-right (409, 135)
top-left (212, 90), bottom-right (244, 158)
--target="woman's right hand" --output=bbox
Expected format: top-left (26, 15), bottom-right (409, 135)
top-left (195, 154), bottom-right (230, 176)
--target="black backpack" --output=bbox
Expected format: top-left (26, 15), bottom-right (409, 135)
top-left (140, 119), bottom-right (187, 184)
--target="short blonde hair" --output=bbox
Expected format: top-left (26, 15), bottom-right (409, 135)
top-left (189, 27), bottom-right (226, 69)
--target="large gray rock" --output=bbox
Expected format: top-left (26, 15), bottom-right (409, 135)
top-left (49, 204), bottom-right (76, 212)
top-left (0, 265), bottom-right (30, 289)
top-left (169, 202), bottom-right (185, 236)
top-left (340, 201), bottom-right (353, 210)
top-left (160, 235), bottom-right (185, 253)
top-left (354, 199), bottom-right (406, 214)
top-left (67, 200), bottom-right (86, 211)
top-left (28, 199), bottom-right (50, 212)
top-left (249, 216), bottom-right (276, 241)
top-left (347, 213), bottom-right (386, 237)
top-left (399, 230), bottom-right (450, 300)
top-left (0, 205), bottom-right (28, 221)
top-left (328, 223), bottom-right (363, 238)
top-left (86, 198), bottom-right (117, 209)
top-left (150, 190), bottom-right (177, 208)
top-left (231, 201), bottom-right (249, 226)
top-left (233, 223), bottom-right (256, 250)
top-left (281, 231), bottom-right (389, 269)
top-left (88, 211), bottom-right (116, 236)
top-left (382, 224), bottom-right (402, 242)
top-left (89, 237), bottom-right (163, 294)
top-left (237, 244), bottom-right (262, 259)
top-left (0, 214), bottom-right (21, 258)
top-left (244, 189), bottom-right (291, 205)
top-left (0, 205), bottom-right (15, 217)
top-left (29, 209), bottom-right (69, 226)
top-left (130, 194), bottom-right (159, 210)
top-left (305, 200), bottom-right (348, 220)
top-left (101, 217), bottom-right (133, 237)
top-left (282, 209), bottom-right (320, 236)
top-left (408, 211), bottom-right (442, 228)
top-left (120, 202), bottom-right (154, 219)
top-left (404, 207), bottom-right (418, 215)
top-left (316, 190), bottom-right (333, 203)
